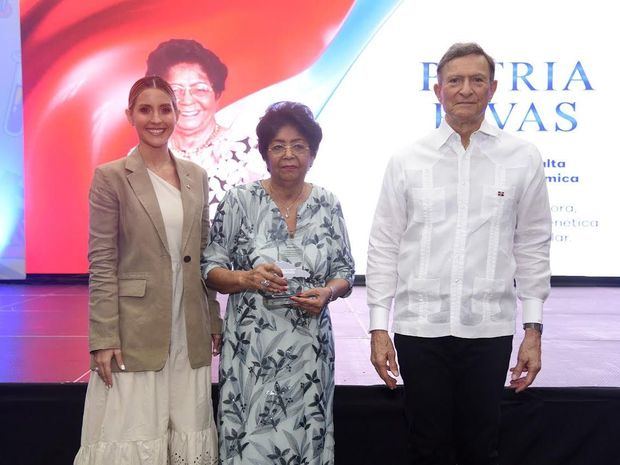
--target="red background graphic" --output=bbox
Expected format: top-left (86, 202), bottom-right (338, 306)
top-left (21, 0), bottom-right (354, 273)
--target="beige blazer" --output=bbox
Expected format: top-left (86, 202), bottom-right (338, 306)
top-left (88, 148), bottom-right (222, 371)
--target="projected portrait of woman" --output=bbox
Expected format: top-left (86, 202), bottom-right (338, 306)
top-left (146, 39), bottom-right (266, 218)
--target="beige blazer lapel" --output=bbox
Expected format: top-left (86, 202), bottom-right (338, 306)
top-left (174, 157), bottom-right (199, 253)
top-left (125, 148), bottom-right (170, 254)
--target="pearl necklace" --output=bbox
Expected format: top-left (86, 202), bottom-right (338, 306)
top-left (171, 124), bottom-right (222, 157)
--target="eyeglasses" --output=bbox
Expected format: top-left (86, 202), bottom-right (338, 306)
top-left (170, 82), bottom-right (214, 99)
top-left (268, 143), bottom-right (310, 156)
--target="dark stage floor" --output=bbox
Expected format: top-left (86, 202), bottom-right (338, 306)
top-left (0, 283), bottom-right (619, 387)
top-left (1, 282), bottom-right (619, 465)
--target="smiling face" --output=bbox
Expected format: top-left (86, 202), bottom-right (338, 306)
top-left (165, 62), bottom-right (219, 136)
top-left (126, 88), bottom-right (177, 149)
top-left (434, 53), bottom-right (497, 129)
top-left (266, 125), bottom-right (314, 185)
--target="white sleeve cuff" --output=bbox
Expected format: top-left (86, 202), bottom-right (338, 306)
top-left (369, 306), bottom-right (390, 332)
top-left (521, 299), bottom-right (543, 324)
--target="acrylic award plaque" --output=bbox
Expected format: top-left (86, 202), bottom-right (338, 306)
top-left (262, 242), bottom-right (310, 310)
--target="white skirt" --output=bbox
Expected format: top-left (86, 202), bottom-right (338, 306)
top-left (73, 345), bottom-right (217, 465)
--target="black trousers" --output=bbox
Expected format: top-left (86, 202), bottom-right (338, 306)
top-left (394, 334), bottom-right (513, 465)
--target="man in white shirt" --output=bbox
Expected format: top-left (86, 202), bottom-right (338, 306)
top-left (367, 43), bottom-right (551, 465)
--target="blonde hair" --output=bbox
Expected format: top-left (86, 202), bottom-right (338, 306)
top-left (127, 76), bottom-right (178, 112)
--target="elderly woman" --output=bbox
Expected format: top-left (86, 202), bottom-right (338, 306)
top-left (203, 101), bottom-right (355, 465)
top-left (146, 39), bottom-right (265, 218)
top-left (74, 76), bottom-right (221, 465)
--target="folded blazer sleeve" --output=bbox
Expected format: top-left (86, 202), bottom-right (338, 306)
top-left (201, 169), bottom-right (223, 334)
top-left (88, 167), bottom-right (122, 351)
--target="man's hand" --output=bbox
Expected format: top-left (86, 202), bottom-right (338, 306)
top-left (509, 328), bottom-right (542, 393)
top-left (370, 330), bottom-right (399, 389)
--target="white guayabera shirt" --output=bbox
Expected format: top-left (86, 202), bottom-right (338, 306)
top-left (367, 119), bottom-right (551, 338)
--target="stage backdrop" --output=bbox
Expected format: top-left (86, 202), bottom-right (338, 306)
top-left (0, 0), bottom-right (25, 279)
top-left (18, 0), bottom-right (620, 277)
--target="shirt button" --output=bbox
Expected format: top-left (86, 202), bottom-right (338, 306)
top-left (183, 256), bottom-right (191, 263)
top-left (455, 279), bottom-right (461, 283)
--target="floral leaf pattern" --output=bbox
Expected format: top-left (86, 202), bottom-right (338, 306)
top-left (203, 182), bottom-right (355, 465)
top-left (172, 133), bottom-right (268, 222)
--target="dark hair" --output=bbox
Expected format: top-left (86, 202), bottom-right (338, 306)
top-left (145, 39), bottom-right (228, 97)
top-left (437, 42), bottom-right (495, 82)
top-left (256, 101), bottom-right (323, 160)
top-left (128, 76), bottom-right (178, 112)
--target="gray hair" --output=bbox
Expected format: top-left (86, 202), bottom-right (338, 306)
top-left (437, 42), bottom-right (495, 82)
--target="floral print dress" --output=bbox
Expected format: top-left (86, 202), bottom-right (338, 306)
top-left (203, 182), bottom-right (355, 465)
